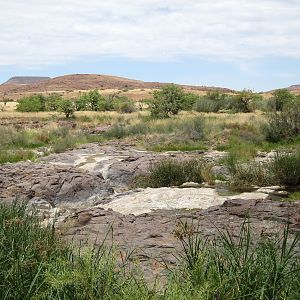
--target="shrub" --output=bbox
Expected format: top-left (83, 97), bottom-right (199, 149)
top-left (194, 97), bottom-right (221, 112)
top-left (133, 159), bottom-right (204, 188)
top-left (180, 116), bottom-right (205, 141)
top-left (229, 89), bottom-right (261, 113)
top-left (265, 104), bottom-right (300, 142)
top-left (268, 89), bottom-right (295, 111)
top-left (58, 99), bottom-right (75, 118)
top-left (113, 96), bottom-right (136, 113)
top-left (44, 93), bottom-right (62, 111)
top-left (270, 151), bottom-right (300, 185)
top-left (150, 84), bottom-right (186, 118)
top-left (16, 94), bottom-right (46, 112)
top-left (226, 151), bottom-right (300, 187)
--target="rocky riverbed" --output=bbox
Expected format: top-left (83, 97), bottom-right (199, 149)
top-left (1, 143), bottom-right (299, 279)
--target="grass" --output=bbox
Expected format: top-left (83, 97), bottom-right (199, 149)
top-left (172, 220), bottom-right (300, 299)
top-left (1, 108), bottom-right (300, 164)
top-left (1, 202), bottom-right (299, 299)
top-left (0, 124), bottom-right (104, 163)
top-left (0, 150), bottom-right (35, 164)
top-left (288, 192), bottom-right (300, 201)
top-left (226, 151), bottom-right (300, 188)
top-left (133, 159), bottom-right (205, 188)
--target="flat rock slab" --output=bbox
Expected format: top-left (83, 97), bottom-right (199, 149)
top-left (100, 187), bottom-right (228, 215)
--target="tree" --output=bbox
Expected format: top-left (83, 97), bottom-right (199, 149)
top-left (150, 84), bottom-right (185, 118)
top-left (58, 99), bottom-right (74, 118)
top-left (231, 89), bottom-right (259, 113)
top-left (16, 94), bottom-right (46, 112)
top-left (270, 89), bottom-right (295, 111)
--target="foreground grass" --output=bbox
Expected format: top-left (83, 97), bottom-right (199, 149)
top-left (1, 202), bottom-right (299, 299)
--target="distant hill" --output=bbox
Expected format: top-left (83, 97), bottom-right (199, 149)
top-left (0, 74), bottom-right (233, 99)
top-left (287, 85), bottom-right (300, 92)
top-left (4, 76), bottom-right (51, 85)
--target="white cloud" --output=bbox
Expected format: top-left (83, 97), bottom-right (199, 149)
top-left (0, 0), bottom-right (300, 67)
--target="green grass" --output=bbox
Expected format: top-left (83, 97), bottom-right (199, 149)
top-left (0, 150), bottom-right (35, 164)
top-left (225, 151), bottom-right (300, 187)
top-left (0, 125), bottom-right (104, 164)
top-left (172, 220), bottom-right (300, 299)
top-left (150, 144), bottom-right (207, 152)
top-left (288, 191), bottom-right (300, 202)
top-left (1, 202), bottom-right (299, 299)
top-left (133, 159), bottom-right (205, 188)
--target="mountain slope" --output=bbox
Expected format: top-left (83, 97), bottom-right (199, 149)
top-left (0, 74), bottom-right (233, 97)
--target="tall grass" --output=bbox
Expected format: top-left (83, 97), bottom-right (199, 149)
top-left (226, 151), bottom-right (300, 187)
top-left (133, 159), bottom-right (204, 188)
top-left (173, 220), bottom-right (300, 299)
top-left (0, 202), bottom-right (150, 300)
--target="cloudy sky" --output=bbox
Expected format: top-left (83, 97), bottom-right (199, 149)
top-left (0, 0), bottom-right (300, 90)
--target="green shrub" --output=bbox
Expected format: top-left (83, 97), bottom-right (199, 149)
top-left (150, 84), bottom-right (186, 118)
top-left (265, 104), bottom-right (300, 142)
top-left (193, 91), bottom-right (228, 113)
top-left (16, 94), bottom-right (46, 112)
top-left (229, 90), bottom-right (262, 113)
top-left (270, 151), bottom-right (300, 185)
top-left (58, 99), bottom-right (75, 118)
top-left (227, 151), bottom-right (300, 187)
top-left (268, 89), bottom-right (295, 111)
top-left (133, 159), bottom-right (204, 188)
top-left (180, 116), bottom-right (205, 141)
top-left (44, 93), bottom-right (62, 111)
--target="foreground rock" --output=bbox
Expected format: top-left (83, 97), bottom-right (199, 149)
top-left (58, 198), bottom-right (300, 281)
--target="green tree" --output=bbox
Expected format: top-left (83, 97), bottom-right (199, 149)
top-left (269, 89), bottom-right (295, 111)
top-left (58, 99), bottom-right (74, 118)
top-left (150, 84), bottom-right (185, 118)
top-left (231, 89), bottom-right (260, 113)
top-left (16, 94), bottom-right (46, 112)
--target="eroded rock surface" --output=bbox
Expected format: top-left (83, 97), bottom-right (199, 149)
top-left (0, 161), bottom-right (112, 204)
top-left (58, 198), bottom-right (300, 280)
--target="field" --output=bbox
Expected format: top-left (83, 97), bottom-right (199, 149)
top-left (1, 83), bottom-right (300, 299)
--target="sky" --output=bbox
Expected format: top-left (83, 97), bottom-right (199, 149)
top-left (0, 0), bottom-right (300, 91)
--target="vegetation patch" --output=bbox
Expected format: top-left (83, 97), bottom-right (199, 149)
top-left (226, 151), bottom-right (300, 187)
top-left (133, 159), bottom-right (204, 188)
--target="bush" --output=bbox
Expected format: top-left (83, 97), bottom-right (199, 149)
top-left (150, 84), bottom-right (186, 118)
top-left (265, 104), bottom-right (300, 142)
top-left (180, 116), bottom-right (205, 141)
top-left (16, 94), bottom-right (46, 112)
top-left (58, 99), bottom-right (75, 118)
top-left (113, 96), bottom-right (136, 113)
top-left (270, 151), bottom-right (300, 185)
top-left (133, 159), bottom-right (204, 188)
top-left (226, 151), bottom-right (300, 187)
top-left (229, 90), bottom-right (262, 113)
top-left (44, 93), bottom-right (62, 111)
top-left (268, 89), bottom-right (295, 111)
